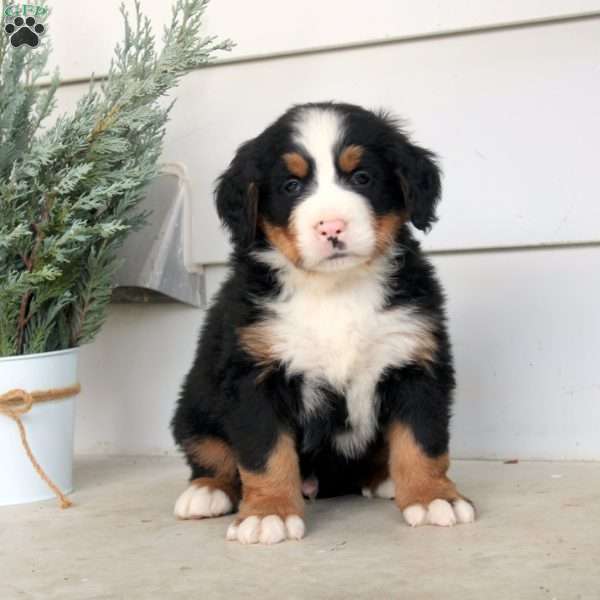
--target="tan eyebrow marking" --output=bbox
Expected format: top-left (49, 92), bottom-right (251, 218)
top-left (338, 144), bottom-right (364, 173)
top-left (282, 152), bottom-right (309, 178)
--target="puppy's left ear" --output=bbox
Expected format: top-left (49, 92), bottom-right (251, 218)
top-left (215, 139), bottom-right (261, 250)
top-left (390, 140), bottom-right (442, 233)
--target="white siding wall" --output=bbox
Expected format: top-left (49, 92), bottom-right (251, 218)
top-left (42, 1), bottom-right (600, 458)
top-left (79, 246), bottom-right (600, 460)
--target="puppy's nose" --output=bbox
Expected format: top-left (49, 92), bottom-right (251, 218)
top-left (315, 219), bottom-right (347, 238)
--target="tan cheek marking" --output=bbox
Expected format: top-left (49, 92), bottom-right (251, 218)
top-left (373, 212), bottom-right (407, 256)
top-left (260, 217), bottom-right (302, 266)
top-left (237, 434), bottom-right (304, 520)
top-left (388, 423), bottom-right (458, 510)
top-left (184, 437), bottom-right (240, 502)
top-left (282, 152), bottom-right (309, 178)
top-left (338, 144), bottom-right (364, 173)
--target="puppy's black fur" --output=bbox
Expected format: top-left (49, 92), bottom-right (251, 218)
top-left (172, 102), bottom-right (455, 503)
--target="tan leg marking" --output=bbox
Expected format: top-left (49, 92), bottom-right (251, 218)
top-left (237, 434), bottom-right (304, 520)
top-left (174, 437), bottom-right (240, 519)
top-left (185, 437), bottom-right (240, 503)
top-left (389, 423), bottom-right (457, 508)
top-left (228, 434), bottom-right (305, 544)
top-left (388, 423), bottom-right (475, 526)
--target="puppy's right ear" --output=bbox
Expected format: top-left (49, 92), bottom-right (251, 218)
top-left (215, 139), bottom-right (260, 250)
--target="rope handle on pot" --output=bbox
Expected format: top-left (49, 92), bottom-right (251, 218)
top-left (0, 385), bottom-right (81, 509)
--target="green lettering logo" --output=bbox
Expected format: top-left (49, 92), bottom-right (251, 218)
top-left (3, 4), bottom-right (48, 18)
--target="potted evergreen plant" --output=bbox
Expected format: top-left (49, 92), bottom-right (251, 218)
top-left (0, 0), bottom-right (230, 507)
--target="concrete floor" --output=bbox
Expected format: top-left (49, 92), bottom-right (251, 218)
top-left (1, 457), bottom-right (599, 600)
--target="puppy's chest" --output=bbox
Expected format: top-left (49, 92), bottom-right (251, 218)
top-left (252, 274), bottom-right (435, 457)
top-left (271, 288), bottom-right (386, 385)
top-left (268, 280), bottom-right (427, 387)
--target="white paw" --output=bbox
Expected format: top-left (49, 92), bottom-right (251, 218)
top-left (403, 503), bottom-right (428, 526)
top-left (362, 478), bottom-right (395, 499)
top-left (374, 478), bottom-right (395, 499)
top-left (452, 498), bottom-right (476, 523)
top-left (174, 484), bottom-right (233, 519)
top-left (402, 498), bottom-right (475, 527)
top-left (226, 514), bottom-right (306, 545)
top-left (427, 499), bottom-right (457, 526)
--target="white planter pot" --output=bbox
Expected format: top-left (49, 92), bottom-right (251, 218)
top-left (0, 348), bottom-right (79, 507)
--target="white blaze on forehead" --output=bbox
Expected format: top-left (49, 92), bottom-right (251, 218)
top-left (290, 107), bottom-right (376, 271)
top-left (293, 107), bottom-right (343, 183)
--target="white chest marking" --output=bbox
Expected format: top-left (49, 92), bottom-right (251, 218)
top-left (258, 254), bottom-right (435, 457)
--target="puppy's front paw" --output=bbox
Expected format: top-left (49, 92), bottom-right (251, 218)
top-left (226, 514), bottom-right (305, 544)
top-left (174, 484), bottom-right (233, 519)
top-left (403, 498), bottom-right (475, 527)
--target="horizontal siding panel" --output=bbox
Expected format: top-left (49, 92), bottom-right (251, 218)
top-left (54, 18), bottom-right (600, 263)
top-left (45, 0), bottom-right (600, 82)
top-left (439, 245), bottom-right (600, 460)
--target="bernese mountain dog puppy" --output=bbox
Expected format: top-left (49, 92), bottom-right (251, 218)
top-left (171, 102), bottom-right (475, 544)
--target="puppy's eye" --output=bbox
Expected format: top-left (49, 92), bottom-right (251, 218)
top-left (350, 170), bottom-right (371, 187)
top-left (283, 178), bottom-right (303, 195)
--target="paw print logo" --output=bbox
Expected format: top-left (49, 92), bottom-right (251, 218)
top-left (4, 16), bottom-right (45, 48)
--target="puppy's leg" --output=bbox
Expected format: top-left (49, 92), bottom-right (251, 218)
top-left (360, 441), bottom-right (396, 499)
top-left (389, 423), bottom-right (475, 526)
top-left (174, 436), bottom-right (240, 520)
top-left (226, 432), bottom-right (305, 544)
